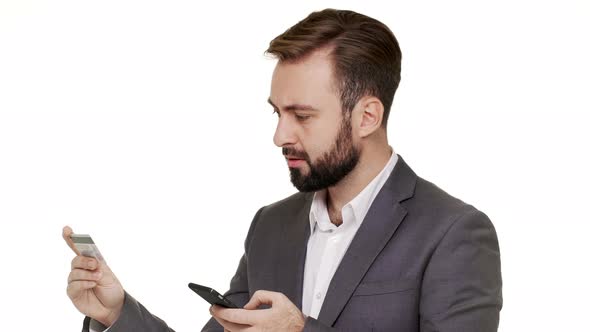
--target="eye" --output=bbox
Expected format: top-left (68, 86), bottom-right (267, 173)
top-left (295, 114), bottom-right (311, 121)
top-left (272, 109), bottom-right (281, 117)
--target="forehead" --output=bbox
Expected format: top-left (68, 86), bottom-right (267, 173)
top-left (269, 49), bottom-right (340, 110)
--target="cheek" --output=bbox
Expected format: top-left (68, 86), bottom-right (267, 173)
top-left (303, 142), bottom-right (329, 164)
top-left (303, 121), bottom-right (339, 153)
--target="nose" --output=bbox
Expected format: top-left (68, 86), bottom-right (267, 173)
top-left (273, 116), bottom-right (297, 148)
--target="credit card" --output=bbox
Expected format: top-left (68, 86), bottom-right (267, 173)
top-left (70, 234), bottom-right (105, 262)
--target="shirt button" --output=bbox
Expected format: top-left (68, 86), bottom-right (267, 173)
top-left (315, 292), bottom-right (321, 299)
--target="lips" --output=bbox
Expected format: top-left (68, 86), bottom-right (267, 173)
top-left (284, 155), bottom-right (304, 160)
top-left (286, 157), bottom-right (305, 168)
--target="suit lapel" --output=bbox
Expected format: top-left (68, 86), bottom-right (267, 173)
top-left (278, 193), bottom-right (313, 309)
top-left (316, 155), bottom-right (417, 326)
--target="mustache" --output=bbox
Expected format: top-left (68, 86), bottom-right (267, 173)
top-left (282, 147), bottom-right (309, 160)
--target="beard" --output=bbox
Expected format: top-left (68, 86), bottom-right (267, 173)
top-left (283, 116), bottom-right (360, 192)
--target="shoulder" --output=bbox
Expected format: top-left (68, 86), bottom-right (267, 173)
top-left (411, 177), bottom-right (472, 213)
top-left (405, 175), bottom-right (495, 238)
top-left (257, 191), bottom-right (312, 218)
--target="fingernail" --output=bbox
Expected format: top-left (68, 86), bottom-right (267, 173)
top-left (95, 271), bottom-right (102, 279)
top-left (88, 261), bottom-right (96, 269)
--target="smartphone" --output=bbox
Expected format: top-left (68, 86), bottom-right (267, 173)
top-left (188, 283), bottom-right (239, 308)
top-left (70, 233), bottom-right (105, 262)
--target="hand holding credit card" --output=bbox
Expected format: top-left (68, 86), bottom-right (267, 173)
top-left (62, 226), bottom-right (125, 327)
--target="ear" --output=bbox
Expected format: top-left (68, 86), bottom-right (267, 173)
top-left (355, 96), bottom-right (384, 138)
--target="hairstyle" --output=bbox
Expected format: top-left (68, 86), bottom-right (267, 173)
top-left (265, 8), bottom-right (402, 127)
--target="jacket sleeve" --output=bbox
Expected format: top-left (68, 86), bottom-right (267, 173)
top-left (419, 209), bottom-right (503, 331)
top-left (201, 206), bottom-right (266, 331)
top-left (82, 292), bottom-right (175, 332)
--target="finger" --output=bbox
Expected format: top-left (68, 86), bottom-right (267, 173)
top-left (71, 255), bottom-right (99, 271)
top-left (212, 314), bottom-right (250, 332)
top-left (68, 268), bottom-right (103, 284)
top-left (243, 290), bottom-right (280, 310)
top-left (211, 305), bottom-right (266, 326)
top-left (66, 280), bottom-right (97, 298)
top-left (62, 226), bottom-right (80, 255)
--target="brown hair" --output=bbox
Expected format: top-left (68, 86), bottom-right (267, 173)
top-left (265, 8), bottom-right (402, 127)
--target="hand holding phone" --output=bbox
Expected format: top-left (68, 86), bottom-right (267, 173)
top-left (188, 283), bottom-right (239, 308)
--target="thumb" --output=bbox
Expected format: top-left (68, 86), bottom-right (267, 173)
top-left (62, 225), bottom-right (80, 255)
top-left (243, 290), bottom-right (279, 310)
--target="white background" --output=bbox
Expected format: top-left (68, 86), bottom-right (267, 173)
top-left (1, 0), bottom-right (589, 331)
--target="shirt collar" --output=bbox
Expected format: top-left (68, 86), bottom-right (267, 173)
top-left (309, 149), bottom-right (398, 232)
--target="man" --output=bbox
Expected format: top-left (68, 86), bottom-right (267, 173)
top-left (64, 8), bottom-right (502, 331)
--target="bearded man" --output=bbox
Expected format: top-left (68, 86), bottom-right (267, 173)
top-left (65, 8), bottom-right (502, 332)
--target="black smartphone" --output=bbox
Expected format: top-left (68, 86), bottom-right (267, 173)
top-left (188, 283), bottom-right (239, 308)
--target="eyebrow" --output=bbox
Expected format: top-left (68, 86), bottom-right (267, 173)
top-left (267, 98), bottom-right (318, 112)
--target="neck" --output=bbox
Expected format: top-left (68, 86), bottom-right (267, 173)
top-left (326, 144), bottom-right (393, 215)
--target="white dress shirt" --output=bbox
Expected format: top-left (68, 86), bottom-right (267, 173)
top-left (302, 150), bottom-right (398, 319)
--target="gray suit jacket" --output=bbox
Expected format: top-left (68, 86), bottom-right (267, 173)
top-left (83, 155), bottom-right (502, 331)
